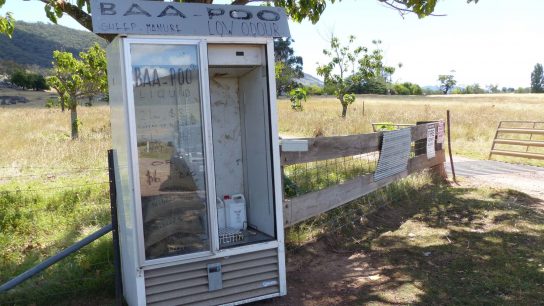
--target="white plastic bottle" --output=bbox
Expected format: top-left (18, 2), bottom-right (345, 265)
top-left (224, 194), bottom-right (247, 230)
top-left (216, 197), bottom-right (226, 230)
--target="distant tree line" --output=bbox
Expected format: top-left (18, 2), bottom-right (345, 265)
top-left (450, 84), bottom-right (523, 94)
top-left (309, 80), bottom-right (422, 96)
top-left (9, 70), bottom-right (49, 90)
top-left (435, 71), bottom-right (530, 95)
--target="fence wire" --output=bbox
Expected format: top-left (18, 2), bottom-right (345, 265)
top-left (283, 137), bottom-right (433, 198)
top-left (283, 152), bottom-right (380, 197)
top-left (285, 169), bottom-right (433, 254)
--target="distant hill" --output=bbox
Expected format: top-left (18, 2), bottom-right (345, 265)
top-left (0, 21), bottom-right (106, 69)
top-left (296, 73), bottom-right (324, 87)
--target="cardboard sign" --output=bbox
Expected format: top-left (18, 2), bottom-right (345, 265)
top-left (90, 0), bottom-right (290, 37)
top-left (437, 120), bottom-right (445, 144)
top-left (427, 123), bottom-right (436, 159)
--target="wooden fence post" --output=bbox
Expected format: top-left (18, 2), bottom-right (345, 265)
top-left (416, 121), bottom-right (448, 183)
top-left (430, 159), bottom-right (448, 183)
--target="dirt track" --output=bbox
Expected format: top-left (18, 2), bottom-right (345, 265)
top-left (447, 157), bottom-right (544, 205)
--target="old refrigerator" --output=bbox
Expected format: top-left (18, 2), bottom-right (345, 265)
top-left (107, 36), bottom-right (286, 305)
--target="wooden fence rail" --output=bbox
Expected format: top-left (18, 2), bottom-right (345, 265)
top-left (489, 121), bottom-right (544, 161)
top-left (281, 122), bottom-right (445, 227)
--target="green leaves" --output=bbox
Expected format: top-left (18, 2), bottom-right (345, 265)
top-left (0, 12), bottom-right (14, 39)
top-left (274, 38), bottom-right (304, 95)
top-left (343, 93), bottom-right (355, 105)
top-left (289, 87), bottom-right (308, 111)
top-left (317, 35), bottom-right (398, 116)
top-left (273, 0), bottom-right (478, 24)
top-left (44, 1), bottom-right (64, 24)
top-left (79, 44), bottom-right (108, 97)
top-left (378, 0), bottom-right (478, 18)
top-left (274, 0), bottom-right (335, 24)
top-left (47, 44), bottom-right (107, 139)
top-left (47, 43), bottom-right (107, 110)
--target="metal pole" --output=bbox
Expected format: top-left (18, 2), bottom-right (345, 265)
top-left (526, 122), bottom-right (536, 152)
top-left (447, 110), bottom-right (457, 184)
top-left (108, 149), bottom-right (123, 306)
top-left (488, 121), bottom-right (502, 159)
top-left (0, 224), bottom-right (113, 293)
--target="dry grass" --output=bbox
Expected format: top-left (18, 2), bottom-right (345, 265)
top-left (278, 93), bottom-right (544, 166)
top-left (2, 90), bottom-right (542, 173)
top-left (0, 89), bottom-right (111, 171)
top-left (3, 89), bottom-right (542, 170)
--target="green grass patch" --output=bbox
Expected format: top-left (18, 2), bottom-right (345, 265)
top-left (0, 178), bottom-right (114, 305)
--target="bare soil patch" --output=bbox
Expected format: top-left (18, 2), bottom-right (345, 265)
top-left (0, 88), bottom-right (56, 107)
top-left (256, 174), bottom-right (544, 306)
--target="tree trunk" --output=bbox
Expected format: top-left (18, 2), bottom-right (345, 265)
top-left (338, 95), bottom-right (348, 118)
top-left (71, 107), bottom-right (79, 140)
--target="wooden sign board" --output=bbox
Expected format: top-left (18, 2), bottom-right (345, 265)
top-left (90, 0), bottom-right (291, 37)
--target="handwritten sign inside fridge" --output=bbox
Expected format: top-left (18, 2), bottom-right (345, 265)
top-left (132, 64), bottom-right (201, 144)
top-left (91, 0), bottom-right (290, 37)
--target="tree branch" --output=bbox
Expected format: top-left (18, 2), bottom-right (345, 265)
top-left (378, 0), bottom-right (446, 17)
top-left (39, 0), bottom-right (91, 30)
top-left (185, 0), bottom-right (214, 3)
top-left (230, 0), bottom-right (261, 5)
top-left (38, 0), bottom-right (115, 41)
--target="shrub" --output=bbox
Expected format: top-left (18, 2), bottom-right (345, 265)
top-left (360, 78), bottom-right (388, 94)
top-left (305, 85), bottom-right (324, 95)
top-left (393, 83), bottom-right (410, 95)
top-left (45, 98), bottom-right (59, 108)
top-left (289, 87), bottom-right (308, 111)
top-left (9, 70), bottom-right (49, 90)
top-left (392, 82), bottom-right (423, 95)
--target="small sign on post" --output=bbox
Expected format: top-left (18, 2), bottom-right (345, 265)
top-left (437, 120), bottom-right (445, 144)
top-left (426, 123), bottom-right (436, 159)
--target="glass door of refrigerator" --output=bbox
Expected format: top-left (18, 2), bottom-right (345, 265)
top-left (129, 42), bottom-right (211, 261)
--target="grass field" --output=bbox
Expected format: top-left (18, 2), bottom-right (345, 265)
top-left (1, 88), bottom-right (543, 304)
top-left (278, 93), bottom-right (544, 166)
top-left (1, 89), bottom-right (113, 304)
top-left (1, 89), bottom-right (543, 168)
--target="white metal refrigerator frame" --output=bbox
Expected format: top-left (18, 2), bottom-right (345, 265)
top-left (119, 35), bottom-right (286, 297)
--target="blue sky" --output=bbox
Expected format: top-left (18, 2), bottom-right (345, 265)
top-left (2, 0), bottom-right (543, 88)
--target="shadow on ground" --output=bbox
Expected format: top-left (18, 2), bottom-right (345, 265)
top-left (261, 181), bottom-right (544, 306)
